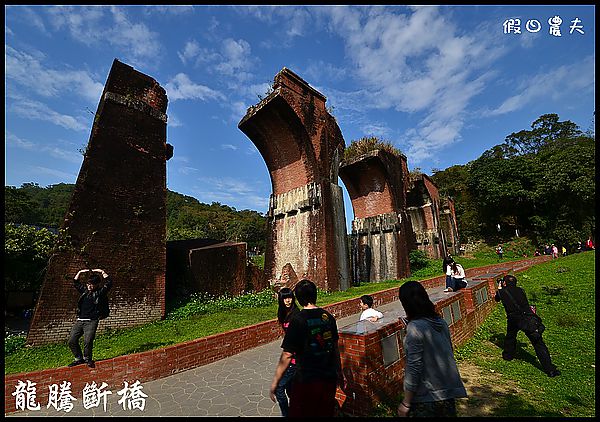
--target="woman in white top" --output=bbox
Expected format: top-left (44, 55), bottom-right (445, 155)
top-left (444, 262), bottom-right (467, 292)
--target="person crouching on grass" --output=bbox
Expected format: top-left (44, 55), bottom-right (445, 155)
top-left (67, 268), bottom-right (112, 368)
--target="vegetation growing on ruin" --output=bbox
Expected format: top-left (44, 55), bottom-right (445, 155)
top-left (343, 136), bottom-right (403, 162)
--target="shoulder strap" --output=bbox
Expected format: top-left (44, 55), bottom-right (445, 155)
top-left (502, 288), bottom-right (530, 315)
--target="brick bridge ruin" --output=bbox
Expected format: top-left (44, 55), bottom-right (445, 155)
top-left (238, 68), bottom-right (351, 292)
top-left (339, 149), bottom-right (416, 283)
top-left (27, 60), bottom-right (459, 345)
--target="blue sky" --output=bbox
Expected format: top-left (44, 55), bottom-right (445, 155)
top-left (5, 5), bottom-right (595, 233)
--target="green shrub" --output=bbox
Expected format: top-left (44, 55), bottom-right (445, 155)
top-left (166, 288), bottom-right (276, 320)
top-left (5, 334), bottom-right (26, 355)
top-left (409, 249), bottom-right (429, 271)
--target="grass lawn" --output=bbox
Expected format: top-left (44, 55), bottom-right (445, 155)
top-left (371, 250), bottom-right (595, 417)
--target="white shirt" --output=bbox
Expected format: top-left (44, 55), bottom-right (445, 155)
top-left (452, 264), bottom-right (465, 279)
top-left (360, 308), bottom-right (384, 321)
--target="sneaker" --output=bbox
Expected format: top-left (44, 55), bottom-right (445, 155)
top-left (67, 359), bottom-right (85, 367)
top-left (443, 288), bottom-right (453, 293)
top-left (86, 360), bottom-right (96, 368)
top-left (547, 369), bottom-right (561, 377)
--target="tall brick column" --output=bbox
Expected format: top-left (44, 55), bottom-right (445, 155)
top-left (238, 68), bottom-right (350, 292)
top-left (406, 173), bottom-right (446, 259)
top-left (440, 196), bottom-right (461, 256)
top-left (339, 150), bottom-right (415, 283)
top-left (27, 59), bottom-right (171, 346)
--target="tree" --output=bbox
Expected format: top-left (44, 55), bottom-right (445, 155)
top-left (4, 223), bottom-right (57, 292)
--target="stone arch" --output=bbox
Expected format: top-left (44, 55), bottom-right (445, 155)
top-left (239, 68), bottom-right (350, 292)
top-left (406, 173), bottom-right (446, 259)
top-left (339, 150), bottom-right (415, 283)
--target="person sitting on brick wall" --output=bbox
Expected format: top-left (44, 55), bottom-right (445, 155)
top-left (358, 295), bottom-right (383, 322)
top-left (67, 268), bottom-right (112, 368)
top-left (444, 261), bottom-right (467, 293)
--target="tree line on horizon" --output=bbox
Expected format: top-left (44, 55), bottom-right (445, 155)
top-left (4, 113), bottom-right (595, 293)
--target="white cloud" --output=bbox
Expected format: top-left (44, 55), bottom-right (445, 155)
top-left (9, 98), bottom-right (89, 132)
top-left (164, 73), bottom-right (225, 102)
top-left (5, 46), bottom-right (104, 103)
top-left (178, 40), bottom-right (201, 65)
top-left (484, 55), bottom-right (595, 117)
top-left (221, 144), bottom-right (238, 151)
top-left (319, 6), bottom-right (507, 163)
top-left (216, 38), bottom-right (253, 78)
top-left (29, 166), bottom-right (77, 181)
top-left (143, 5), bottom-right (195, 16)
top-left (167, 113), bottom-right (183, 128)
top-left (18, 6), bottom-right (49, 34)
top-left (45, 5), bottom-right (162, 67)
top-left (7, 133), bottom-right (82, 163)
top-left (192, 176), bottom-right (269, 211)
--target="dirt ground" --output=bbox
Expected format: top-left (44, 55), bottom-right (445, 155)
top-left (456, 360), bottom-right (524, 417)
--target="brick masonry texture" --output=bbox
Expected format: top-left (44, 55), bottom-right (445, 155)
top-left (406, 173), bottom-right (447, 259)
top-left (340, 150), bottom-right (415, 283)
top-left (26, 59), bottom-right (170, 346)
top-left (238, 68), bottom-right (350, 292)
top-left (5, 256), bottom-right (551, 414)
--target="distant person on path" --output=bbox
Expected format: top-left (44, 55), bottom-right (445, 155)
top-left (444, 261), bottom-right (467, 293)
top-left (269, 279), bottom-right (345, 417)
top-left (544, 244), bottom-right (551, 255)
top-left (585, 237), bottom-right (594, 250)
top-left (496, 244), bottom-right (503, 260)
top-left (397, 281), bottom-right (467, 417)
top-left (273, 287), bottom-right (300, 417)
top-left (359, 295), bottom-right (383, 322)
top-left (495, 275), bottom-right (560, 377)
top-left (561, 246), bottom-right (567, 257)
top-left (68, 268), bottom-right (112, 368)
top-left (576, 241), bottom-right (582, 253)
top-left (551, 244), bottom-right (559, 259)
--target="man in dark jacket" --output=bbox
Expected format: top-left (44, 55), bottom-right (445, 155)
top-left (495, 274), bottom-right (560, 377)
top-left (67, 268), bottom-right (112, 368)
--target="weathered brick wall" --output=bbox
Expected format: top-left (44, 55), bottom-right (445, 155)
top-left (189, 242), bottom-right (247, 297)
top-left (440, 197), bottom-right (461, 255)
top-left (167, 239), bottom-right (267, 298)
top-left (238, 68), bottom-right (350, 292)
top-left (340, 150), bottom-right (413, 283)
top-left (6, 257), bottom-right (550, 414)
top-left (26, 59), bottom-right (170, 346)
top-left (406, 174), bottom-right (445, 259)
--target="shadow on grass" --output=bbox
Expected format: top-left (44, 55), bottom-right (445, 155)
top-left (489, 333), bottom-right (545, 373)
top-left (459, 384), bottom-right (564, 417)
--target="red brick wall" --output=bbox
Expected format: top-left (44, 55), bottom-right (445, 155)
top-left (188, 242), bottom-right (247, 297)
top-left (26, 59), bottom-right (169, 347)
top-left (238, 68), bottom-right (350, 292)
top-left (6, 257), bottom-right (550, 414)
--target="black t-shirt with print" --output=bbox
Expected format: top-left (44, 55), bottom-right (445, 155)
top-left (281, 307), bottom-right (339, 383)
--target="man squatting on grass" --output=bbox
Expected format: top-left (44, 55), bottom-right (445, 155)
top-left (67, 268), bottom-right (112, 368)
top-left (269, 279), bottom-right (347, 417)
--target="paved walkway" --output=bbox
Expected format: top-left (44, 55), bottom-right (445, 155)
top-left (7, 284), bottom-right (461, 417)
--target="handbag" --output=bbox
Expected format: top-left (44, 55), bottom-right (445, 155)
top-left (502, 289), bottom-right (545, 334)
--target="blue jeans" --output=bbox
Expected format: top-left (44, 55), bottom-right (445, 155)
top-left (68, 319), bottom-right (99, 361)
top-left (275, 363), bottom-right (296, 416)
top-left (446, 277), bottom-right (467, 291)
